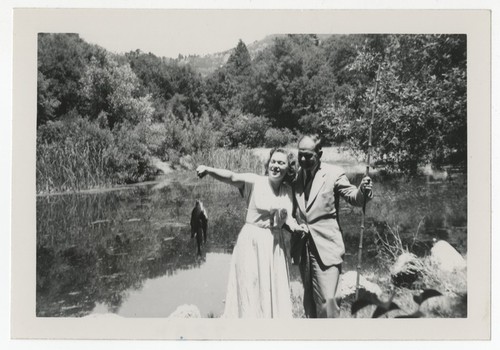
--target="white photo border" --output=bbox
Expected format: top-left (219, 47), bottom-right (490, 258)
top-left (10, 7), bottom-right (491, 341)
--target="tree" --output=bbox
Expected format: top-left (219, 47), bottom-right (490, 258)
top-left (245, 35), bottom-right (335, 129)
top-left (226, 39), bottom-right (252, 76)
top-left (126, 50), bottom-right (175, 104)
top-left (324, 34), bottom-right (466, 174)
top-left (205, 40), bottom-right (253, 115)
top-left (167, 64), bottom-right (207, 118)
top-left (37, 33), bottom-right (105, 126)
top-left (80, 54), bottom-right (154, 128)
top-left (37, 71), bottom-right (61, 125)
top-left (221, 111), bottom-right (271, 148)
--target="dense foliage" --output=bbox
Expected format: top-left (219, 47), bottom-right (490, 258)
top-left (326, 35), bottom-right (467, 173)
top-left (37, 33), bottom-right (466, 192)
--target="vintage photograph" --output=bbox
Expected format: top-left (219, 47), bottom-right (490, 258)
top-left (10, 8), bottom-right (491, 340)
top-left (35, 31), bottom-right (467, 318)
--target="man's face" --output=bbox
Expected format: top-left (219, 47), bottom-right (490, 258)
top-left (298, 137), bottom-right (321, 171)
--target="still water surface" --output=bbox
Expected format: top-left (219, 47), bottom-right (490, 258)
top-left (92, 251), bottom-right (231, 317)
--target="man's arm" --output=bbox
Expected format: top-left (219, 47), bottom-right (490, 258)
top-left (335, 174), bottom-right (373, 207)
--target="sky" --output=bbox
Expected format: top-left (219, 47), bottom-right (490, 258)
top-left (77, 10), bottom-right (276, 58)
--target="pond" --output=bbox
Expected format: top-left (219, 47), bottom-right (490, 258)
top-left (91, 251), bottom-right (232, 317)
top-left (36, 167), bottom-right (467, 318)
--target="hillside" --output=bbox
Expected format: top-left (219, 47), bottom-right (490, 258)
top-left (176, 34), bottom-right (336, 76)
top-left (174, 34), bottom-right (288, 77)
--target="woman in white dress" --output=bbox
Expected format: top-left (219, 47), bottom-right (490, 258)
top-left (196, 148), bottom-right (306, 318)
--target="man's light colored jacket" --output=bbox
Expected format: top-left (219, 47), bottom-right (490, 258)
top-left (291, 162), bottom-right (370, 266)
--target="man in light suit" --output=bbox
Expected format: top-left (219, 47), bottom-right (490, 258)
top-left (291, 135), bottom-right (373, 318)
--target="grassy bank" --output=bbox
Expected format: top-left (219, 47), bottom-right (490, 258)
top-left (191, 148), bottom-right (264, 175)
top-left (36, 118), bottom-right (157, 195)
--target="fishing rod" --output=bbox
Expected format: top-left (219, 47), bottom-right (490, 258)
top-left (354, 64), bottom-right (381, 314)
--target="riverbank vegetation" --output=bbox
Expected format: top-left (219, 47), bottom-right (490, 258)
top-left (37, 33), bottom-right (466, 193)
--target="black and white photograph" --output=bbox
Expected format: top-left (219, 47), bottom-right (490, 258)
top-left (35, 31), bottom-right (468, 319)
top-left (8, 7), bottom-right (491, 341)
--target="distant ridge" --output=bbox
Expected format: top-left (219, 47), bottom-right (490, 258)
top-left (174, 34), bottom-right (332, 77)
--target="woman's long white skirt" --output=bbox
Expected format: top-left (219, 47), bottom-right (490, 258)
top-left (222, 223), bottom-right (292, 318)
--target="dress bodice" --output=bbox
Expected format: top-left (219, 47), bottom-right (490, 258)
top-left (241, 175), bottom-right (293, 229)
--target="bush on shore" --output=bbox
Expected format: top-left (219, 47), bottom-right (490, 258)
top-left (264, 127), bottom-right (297, 148)
top-left (37, 117), bottom-right (157, 193)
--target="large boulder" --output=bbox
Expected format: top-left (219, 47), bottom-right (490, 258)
top-left (336, 271), bottom-right (382, 299)
top-left (390, 252), bottom-right (423, 287)
top-left (430, 240), bottom-right (466, 272)
top-left (168, 304), bottom-right (201, 318)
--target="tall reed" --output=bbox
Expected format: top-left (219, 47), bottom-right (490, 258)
top-left (37, 140), bottom-right (114, 194)
top-left (192, 148), bottom-right (264, 174)
top-left (36, 118), bottom-right (157, 194)
top-left (188, 148), bottom-right (266, 192)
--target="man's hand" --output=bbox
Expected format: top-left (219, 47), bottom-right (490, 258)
top-left (360, 176), bottom-right (373, 197)
top-left (295, 223), bottom-right (310, 239)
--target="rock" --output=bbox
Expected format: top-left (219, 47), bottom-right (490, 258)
top-left (168, 304), bottom-right (201, 318)
top-left (336, 271), bottom-right (382, 299)
top-left (430, 240), bottom-right (466, 272)
top-left (390, 252), bottom-right (423, 287)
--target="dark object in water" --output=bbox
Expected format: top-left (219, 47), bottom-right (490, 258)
top-left (190, 200), bottom-right (208, 255)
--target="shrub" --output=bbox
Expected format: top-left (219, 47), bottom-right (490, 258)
top-left (108, 122), bottom-right (156, 184)
top-left (298, 113), bottom-right (325, 138)
top-left (134, 121), bottom-right (169, 159)
top-left (160, 112), bottom-right (221, 160)
top-left (222, 112), bottom-right (270, 148)
top-left (36, 117), bottom-right (157, 193)
top-left (264, 127), bottom-right (296, 147)
top-left (37, 117), bottom-right (115, 192)
top-left (188, 112), bottom-right (222, 153)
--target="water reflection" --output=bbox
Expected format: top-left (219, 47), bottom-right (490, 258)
top-left (92, 251), bottom-right (232, 317)
top-left (36, 181), bottom-right (245, 317)
top-left (36, 171), bottom-right (467, 317)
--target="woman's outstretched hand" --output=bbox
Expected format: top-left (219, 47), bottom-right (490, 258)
top-left (196, 165), bottom-right (208, 179)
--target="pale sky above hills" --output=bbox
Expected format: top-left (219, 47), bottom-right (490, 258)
top-left (78, 10), bottom-right (276, 58)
